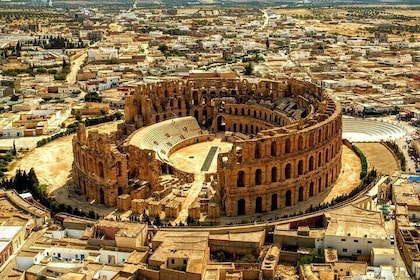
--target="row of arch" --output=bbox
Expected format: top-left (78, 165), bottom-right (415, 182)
top-left (74, 148), bottom-right (123, 180)
top-left (74, 166), bottom-right (125, 207)
top-left (188, 80), bottom-right (286, 101)
top-left (236, 171), bottom-right (338, 215)
top-left (226, 119), bottom-right (272, 136)
top-left (236, 143), bottom-right (340, 188)
top-left (226, 105), bottom-right (290, 127)
top-left (230, 124), bottom-right (341, 161)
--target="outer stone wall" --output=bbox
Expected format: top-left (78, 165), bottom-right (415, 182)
top-left (72, 76), bottom-right (342, 215)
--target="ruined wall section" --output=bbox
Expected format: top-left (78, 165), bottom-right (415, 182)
top-left (127, 145), bottom-right (160, 191)
top-left (72, 124), bottom-right (129, 207)
top-left (118, 78), bottom-right (292, 138)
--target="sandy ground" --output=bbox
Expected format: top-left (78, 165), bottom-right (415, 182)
top-left (355, 142), bottom-right (399, 175)
top-left (311, 22), bottom-right (373, 37)
top-left (323, 145), bottom-right (361, 203)
top-left (9, 122), bottom-right (121, 194)
top-left (272, 8), bottom-right (312, 16)
top-left (169, 138), bottom-right (233, 174)
top-left (385, 9), bottom-right (420, 17)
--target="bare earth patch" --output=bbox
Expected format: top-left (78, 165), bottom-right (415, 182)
top-left (323, 145), bottom-right (361, 203)
top-left (9, 122), bottom-right (122, 194)
top-left (272, 8), bottom-right (312, 16)
top-left (355, 142), bottom-right (399, 175)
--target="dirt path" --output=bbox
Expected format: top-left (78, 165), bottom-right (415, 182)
top-left (356, 142), bottom-right (400, 174)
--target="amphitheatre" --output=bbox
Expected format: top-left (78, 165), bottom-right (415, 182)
top-left (71, 74), bottom-right (344, 222)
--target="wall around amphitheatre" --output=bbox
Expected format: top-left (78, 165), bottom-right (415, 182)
top-left (72, 76), bottom-right (342, 216)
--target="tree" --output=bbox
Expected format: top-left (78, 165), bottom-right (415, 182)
top-left (10, 95), bottom-right (19, 102)
top-left (141, 210), bottom-right (150, 224)
top-left (75, 111), bottom-right (82, 121)
top-left (12, 141), bottom-right (16, 156)
top-left (158, 44), bottom-right (168, 53)
top-left (16, 41), bottom-right (21, 57)
top-left (244, 62), bottom-right (253, 76)
top-left (153, 215), bottom-right (162, 226)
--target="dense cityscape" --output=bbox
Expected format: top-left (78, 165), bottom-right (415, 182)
top-left (0, 0), bottom-right (419, 279)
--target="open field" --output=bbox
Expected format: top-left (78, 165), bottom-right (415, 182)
top-left (385, 9), bottom-right (420, 17)
top-left (272, 8), bottom-right (312, 16)
top-left (8, 122), bottom-right (122, 193)
top-left (356, 142), bottom-right (400, 175)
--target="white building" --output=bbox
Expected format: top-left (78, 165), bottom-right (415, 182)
top-left (324, 206), bottom-right (392, 258)
top-left (370, 248), bottom-right (396, 267)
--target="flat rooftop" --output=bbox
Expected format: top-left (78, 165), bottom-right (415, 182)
top-left (325, 205), bottom-right (387, 239)
top-left (0, 225), bottom-right (22, 240)
top-left (210, 230), bottom-right (265, 244)
top-left (150, 231), bottom-right (209, 275)
top-left (393, 182), bottom-right (420, 208)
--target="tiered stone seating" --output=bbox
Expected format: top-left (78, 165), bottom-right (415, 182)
top-left (129, 116), bottom-right (209, 161)
top-left (342, 117), bottom-right (406, 142)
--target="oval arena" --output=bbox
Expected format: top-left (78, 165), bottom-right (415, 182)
top-left (72, 75), bottom-right (342, 220)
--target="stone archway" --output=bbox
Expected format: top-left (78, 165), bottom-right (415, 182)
top-left (271, 194), bottom-right (278, 211)
top-left (285, 190), bottom-right (292, 207)
top-left (238, 199), bottom-right (246, 216)
top-left (217, 115), bottom-right (225, 131)
top-left (255, 196), bottom-right (263, 213)
top-left (309, 182), bottom-right (314, 197)
top-left (298, 186), bottom-right (304, 202)
top-left (99, 188), bottom-right (105, 204)
top-left (237, 171), bottom-right (245, 188)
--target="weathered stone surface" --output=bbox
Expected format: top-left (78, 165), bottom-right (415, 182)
top-left (72, 76), bottom-right (342, 217)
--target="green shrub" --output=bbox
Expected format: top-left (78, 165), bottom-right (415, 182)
top-left (352, 144), bottom-right (368, 178)
top-left (384, 141), bottom-right (406, 171)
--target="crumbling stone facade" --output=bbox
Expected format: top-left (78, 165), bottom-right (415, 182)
top-left (72, 75), bottom-right (342, 217)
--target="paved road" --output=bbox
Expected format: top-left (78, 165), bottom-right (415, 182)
top-left (67, 52), bottom-right (87, 85)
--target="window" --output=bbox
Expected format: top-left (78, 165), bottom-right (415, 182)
top-left (367, 241), bottom-right (372, 244)
top-left (171, 259), bottom-right (175, 264)
top-left (354, 240), bottom-right (359, 243)
top-left (357, 250), bottom-right (362, 254)
top-left (341, 238), bottom-right (346, 242)
top-left (183, 259), bottom-right (187, 265)
top-left (342, 249), bottom-right (347, 252)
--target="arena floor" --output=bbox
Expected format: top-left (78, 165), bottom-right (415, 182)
top-left (169, 137), bottom-right (233, 176)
